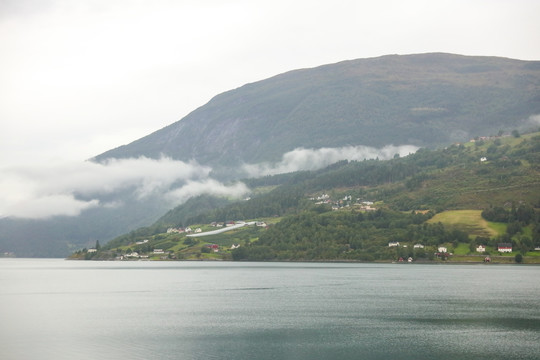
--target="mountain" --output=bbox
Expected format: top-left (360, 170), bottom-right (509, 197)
top-left (95, 53), bottom-right (540, 168)
top-left (3, 53), bottom-right (540, 258)
top-left (86, 132), bottom-right (540, 262)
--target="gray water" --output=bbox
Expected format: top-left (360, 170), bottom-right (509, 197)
top-left (1, 259), bottom-right (539, 360)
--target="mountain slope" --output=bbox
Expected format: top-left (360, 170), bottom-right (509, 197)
top-left (4, 53), bottom-right (540, 258)
top-left (95, 53), bottom-right (540, 167)
top-left (90, 132), bottom-right (540, 262)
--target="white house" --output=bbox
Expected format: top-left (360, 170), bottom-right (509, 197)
top-left (413, 244), bottom-right (424, 249)
top-left (438, 246), bottom-right (447, 253)
top-left (497, 243), bottom-right (512, 253)
top-left (153, 249), bottom-right (164, 254)
top-left (388, 241), bottom-right (400, 247)
top-left (476, 245), bottom-right (486, 253)
top-left (87, 248), bottom-right (97, 253)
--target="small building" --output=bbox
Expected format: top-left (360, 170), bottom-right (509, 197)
top-left (476, 245), bottom-right (486, 253)
top-left (205, 244), bottom-right (219, 252)
top-left (438, 246), bottom-right (447, 253)
top-left (388, 241), bottom-right (400, 247)
top-left (87, 248), bottom-right (97, 253)
top-left (230, 244), bottom-right (240, 249)
top-left (407, 257), bottom-right (413, 263)
top-left (153, 249), bottom-right (164, 254)
top-left (413, 244), bottom-right (424, 249)
top-left (497, 243), bottom-right (512, 253)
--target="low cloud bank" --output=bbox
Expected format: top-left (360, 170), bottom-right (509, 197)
top-left (524, 114), bottom-right (540, 128)
top-left (0, 157), bottom-right (248, 219)
top-left (0, 145), bottom-right (420, 219)
top-left (242, 144), bottom-right (419, 177)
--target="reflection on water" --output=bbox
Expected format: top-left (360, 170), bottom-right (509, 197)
top-left (1, 259), bottom-right (539, 360)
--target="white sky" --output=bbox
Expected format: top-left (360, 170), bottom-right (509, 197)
top-left (1, 0), bottom-right (539, 166)
top-left (0, 0), bottom-right (539, 218)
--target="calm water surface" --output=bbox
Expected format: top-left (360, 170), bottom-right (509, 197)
top-left (1, 259), bottom-right (539, 360)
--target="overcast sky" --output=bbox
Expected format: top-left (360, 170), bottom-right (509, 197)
top-left (1, 0), bottom-right (539, 218)
top-left (2, 0), bottom-right (539, 166)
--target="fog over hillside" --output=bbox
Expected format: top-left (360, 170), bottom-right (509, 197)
top-left (0, 144), bottom-right (415, 220)
top-left (2, 52), bottom-right (540, 257)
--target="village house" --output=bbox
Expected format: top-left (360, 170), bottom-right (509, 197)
top-left (438, 246), bottom-right (447, 253)
top-left (476, 245), bottom-right (486, 253)
top-left (87, 248), bottom-right (97, 253)
top-left (413, 244), bottom-right (424, 249)
top-left (497, 243), bottom-right (512, 253)
top-left (317, 194), bottom-right (330, 201)
top-left (153, 249), bottom-right (164, 254)
top-left (388, 241), bottom-right (400, 247)
top-left (205, 244), bottom-right (219, 252)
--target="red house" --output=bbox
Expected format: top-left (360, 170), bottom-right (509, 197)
top-left (497, 243), bottom-right (512, 253)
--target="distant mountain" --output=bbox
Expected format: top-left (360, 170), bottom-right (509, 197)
top-left (95, 53), bottom-right (540, 167)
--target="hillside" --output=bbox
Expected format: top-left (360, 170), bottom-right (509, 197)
top-left (4, 53), bottom-right (540, 258)
top-left (81, 132), bottom-right (540, 263)
top-left (94, 53), bottom-right (540, 168)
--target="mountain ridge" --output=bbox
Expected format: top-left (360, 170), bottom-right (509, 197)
top-left (95, 53), bottom-right (540, 167)
top-left (2, 53), bottom-right (540, 258)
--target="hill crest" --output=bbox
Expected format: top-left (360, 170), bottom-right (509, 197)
top-left (94, 53), bottom-right (540, 167)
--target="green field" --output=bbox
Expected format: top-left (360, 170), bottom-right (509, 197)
top-left (427, 210), bottom-right (503, 238)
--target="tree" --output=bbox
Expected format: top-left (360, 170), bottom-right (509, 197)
top-left (512, 129), bottom-right (520, 138)
top-left (515, 253), bottom-right (523, 263)
top-left (506, 221), bottom-right (522, 236)
top-left (95, 240), bottom-right (101, 250)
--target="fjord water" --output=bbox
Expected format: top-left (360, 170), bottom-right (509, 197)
top-left (1, 260), bottom-right (539, 360)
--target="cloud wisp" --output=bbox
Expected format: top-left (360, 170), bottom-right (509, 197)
top-left (0, 157), bottom-right (248, 219)
top-left (242, 144), bottom-right (419, 177)
top-left (0, 145), bottom-right (419, 219)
